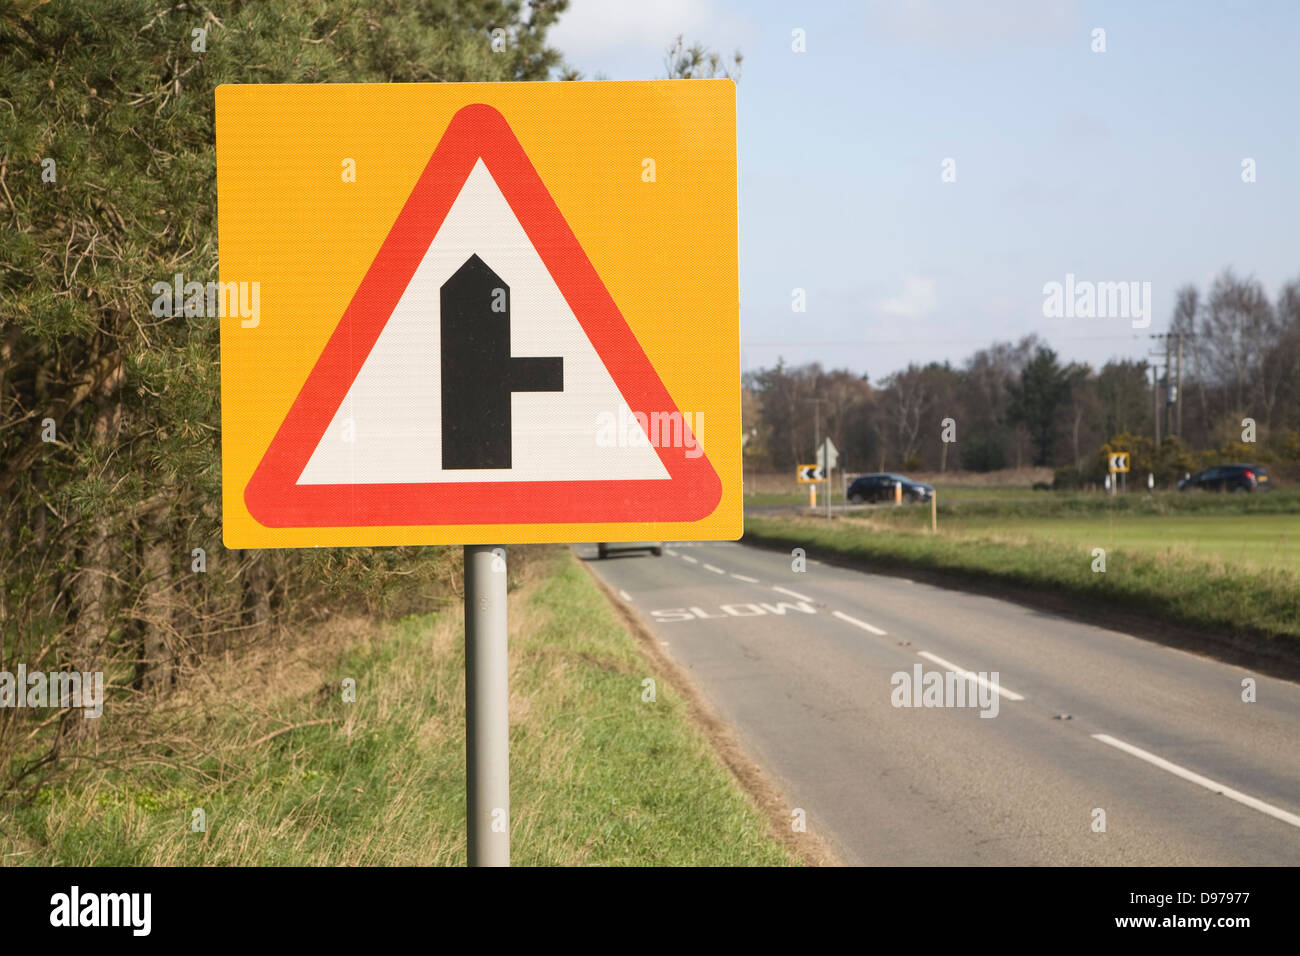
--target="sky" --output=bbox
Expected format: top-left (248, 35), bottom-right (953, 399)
top-left (546, 0), bottom-right (1300, 383)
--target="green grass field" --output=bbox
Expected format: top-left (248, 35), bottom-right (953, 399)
top-left (853, 489), bottom-right (1300, 570)
top-left (951, 514), bottom-right (1298, 570)
top-left (1, 550), bottom-right (792, 866)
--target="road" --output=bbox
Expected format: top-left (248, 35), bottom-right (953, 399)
top-left (580, 539), bottom-right (1300, 865)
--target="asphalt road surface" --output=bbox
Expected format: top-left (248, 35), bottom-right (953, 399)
top-left (580, 540), bottom-right (1300, 865)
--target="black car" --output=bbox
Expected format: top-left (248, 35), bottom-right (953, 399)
top-left (1177, 464), bottom-right (1271, 493)
top-left (596, 541), bottom-right (663, 558)
top-left (846, 473), bottom-right (934, 503)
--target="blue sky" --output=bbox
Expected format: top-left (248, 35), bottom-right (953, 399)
top-left (547, 0), bottom-right (1300, 382)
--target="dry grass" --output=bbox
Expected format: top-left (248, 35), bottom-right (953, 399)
top-left (3, 548), bottom-right (793, 867)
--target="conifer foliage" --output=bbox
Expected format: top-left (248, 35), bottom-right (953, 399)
top-left (0, 0), bottom-right (568, 794)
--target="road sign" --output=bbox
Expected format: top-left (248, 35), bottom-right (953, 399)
top-left (817, 438), bottom-right (839, 472)
top-left (1108, 452), bottom-right (1130, 473)
top-left (797, 464), bottom-right (825, 483)
top-left (216, 81), bottom-right (739, 548)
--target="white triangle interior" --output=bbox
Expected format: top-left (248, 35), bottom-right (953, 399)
top-left (297, 159), bottom-right (669, 486)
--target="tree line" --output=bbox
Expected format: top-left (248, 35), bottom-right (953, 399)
top-left (743, 269), bottom-right (1300, 484)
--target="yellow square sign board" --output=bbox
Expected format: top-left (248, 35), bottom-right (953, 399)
top-left (216, 81), bottom-right (740, 547)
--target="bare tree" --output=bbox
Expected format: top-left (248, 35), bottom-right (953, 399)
top-left (1169, 285), bottom-right (1205, 442)
top-left (1197, 270), bottom-right (1278, 426)
top-left (881, 365), bottom-right (930, 468)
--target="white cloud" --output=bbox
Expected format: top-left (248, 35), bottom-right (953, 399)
top-left (876, 276), bottom-right (939, 318)
top-left (547, 0), bottom-right (748, 77)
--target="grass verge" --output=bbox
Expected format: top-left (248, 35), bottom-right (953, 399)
top-left (744, 516), bottom-right (1300, 668)
top-left (1, 548), bottom-right (793, 866)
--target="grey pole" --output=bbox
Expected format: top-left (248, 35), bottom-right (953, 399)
top-left (1176, 333), bottom-right (1184, 438)
top-left (1153, 360), bottom-right (1161, 448)
top-left (465, 544), bottom-right (509, 867)
top-left (825, 440), bottom-right (832, 522)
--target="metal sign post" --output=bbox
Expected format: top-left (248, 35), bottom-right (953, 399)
top-left (465, 545), bottom-right (510, 867)
top-left (819, 438), bottom-right (838, 522)
top-left (826, 458), bottom-right (833, 522)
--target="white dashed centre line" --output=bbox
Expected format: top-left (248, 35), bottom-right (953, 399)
top-left (664, 549), bottom-right (678, 557)
top-left (1091, 733), bottom-right (1300, 829)
top-left (832, 610), bottom-right (888, 636)
top-left (702, 564), bottom-right (725, 574)
top-left (731, 573), bottom-right (760, 583)
top-left (917, 651), bottom-right (1025, 702)
top-left (681, 555), bottom-right (698, 564)
top-left (772, 586), bottom-right (812, 601)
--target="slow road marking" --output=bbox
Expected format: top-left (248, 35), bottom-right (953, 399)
top-left (651, 600), bottom-right (818, 623)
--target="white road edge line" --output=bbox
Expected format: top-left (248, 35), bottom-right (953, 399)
top-left (618, 589), bottom-right (632, 601)
top-left (1091, 733), bottom-right (1300, 830)
top-left (681, 555), bottom-right (698, 564)
top-left (772, 585), bottom-right (812, 601)
top-left (731, 573), bottom-right (760, 583)
top-left (833, 610), bottom-right (888, 636)
top-left (702, 564), bottom-right (725, 574)
top-left (916, 650), bottom-right (1026, 702)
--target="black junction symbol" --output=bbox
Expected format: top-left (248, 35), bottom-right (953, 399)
top-left (440, 254), bottom-right (564, 469)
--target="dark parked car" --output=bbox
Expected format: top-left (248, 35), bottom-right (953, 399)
top-left (1177, 464), bottom-right (1271, 493)
top-left (597, 541), bottom-right (663, 558)
top-left (846, 473), bottom-right (934, 503)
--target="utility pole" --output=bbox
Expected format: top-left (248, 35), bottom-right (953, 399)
top-left (1152, 361), bottom-right (1161, 448)
top-left (1170, 332), bottom-right (1180, 442)
top-left (1150, 331), bottom-right (1191, 443)
top-left (804, 397), bottom-right (823, 462)
top-left (1148, 334), bottom-right (1170, 449)
top-left (1175, 333), bottom-right (1184, 438)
